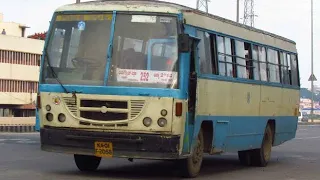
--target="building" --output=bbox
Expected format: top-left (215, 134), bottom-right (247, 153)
top-left (0, 13), bottom-right (29, 37)
top-left (0, 13), bottom-right (44, 117)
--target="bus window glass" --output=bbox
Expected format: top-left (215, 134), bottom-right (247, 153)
top-left (259, 46), bottom-right (268, 81)
top-left (217, 36), bottom-right (233, 77)
top-left (280, 52), bottom-right (290, 84)
top-left (42, 14), bottom-right (112, 86)
top-left (290, 54), bottom-right (299, 86)
top-left (252, 45), bottom-right (260, 80)
top-left (267, 49), bottom-right (280, 83)
top-left (235, 41), bottom-right (248, 79)
top-left (287, 54), bottom-right (292, 84)
top-left (217, 36), bottom-right (226, 76)
top-left (197, 30), bottom-right (212, 74)
top-left (107, 14), bottom-right (179, 89)
top-left (49, 28), bottom-right (65, 67)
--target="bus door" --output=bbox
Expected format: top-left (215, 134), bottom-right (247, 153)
top-left (187, 37), bottom-right (200, 125)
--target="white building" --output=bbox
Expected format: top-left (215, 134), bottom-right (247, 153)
top-left (0, 13), bottom-right (44, 117)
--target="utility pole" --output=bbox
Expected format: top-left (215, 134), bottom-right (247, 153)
top-left (76, 0), bottom-right (80, 3)
top-left (196, 0), bottom-right (210, 13)
top-left (243, 0), bottom-right (256, 27)
top-left (237, 0), bottom-right (240, 23)
top-left (310, 0), bottom-right (315, 122)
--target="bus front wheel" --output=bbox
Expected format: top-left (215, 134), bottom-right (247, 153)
top-left (179, 129), bottom-right (204, 178)
top-left (74, 154), bottom-right (101, 172)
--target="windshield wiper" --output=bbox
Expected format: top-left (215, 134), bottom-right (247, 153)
top-left (44, 49), bottom-right (69, 94)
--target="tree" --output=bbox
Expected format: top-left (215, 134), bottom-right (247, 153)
top-left (28, 32), bottom-right (47, 40)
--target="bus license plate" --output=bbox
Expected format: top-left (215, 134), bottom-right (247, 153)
top-left (94, 142), bottom-right (113, 158)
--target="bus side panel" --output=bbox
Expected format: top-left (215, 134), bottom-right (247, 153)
top-left (273, 88), bottom-right (299, 146)
top-left (192, 78), bottom-right (299, 153)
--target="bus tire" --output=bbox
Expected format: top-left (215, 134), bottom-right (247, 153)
top-left (251, 124), bottom-right (273, 167)
top-left (238, 150), bottom-right (252, 166)
top-left (179, 128), bottom-right (204, 178)
top-left (74, 154), bottom-right (101, 172)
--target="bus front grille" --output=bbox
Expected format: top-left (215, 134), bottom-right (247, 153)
top-left (130, 100), bottom-right (145, 119)
top-left (78, 99), bottom-right (128, 121)
top-left (63, 97), bottom-right (146, 122)
top-left (63, 97), bottom-right (77, 116)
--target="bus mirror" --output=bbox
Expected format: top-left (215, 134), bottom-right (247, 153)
top-left (178, 34), bottom-right (190, 52)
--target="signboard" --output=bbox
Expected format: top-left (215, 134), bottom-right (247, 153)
top-left (308, 74), bottom-right (317, 81)
top-left (116, 68), bottom-right (178, 84)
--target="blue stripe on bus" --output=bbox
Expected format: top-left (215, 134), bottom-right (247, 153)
top-left (182, 115), bottom-right (297, 154)
top-left (39, 84), bottom-right (185, 99)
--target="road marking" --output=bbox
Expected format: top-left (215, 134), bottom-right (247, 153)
top-left (295, 136), bottom-right (320, 140)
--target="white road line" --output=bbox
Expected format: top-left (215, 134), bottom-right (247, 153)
top-left (295, 136), bottom-right (320, 140)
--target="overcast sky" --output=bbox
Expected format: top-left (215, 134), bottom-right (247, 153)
top-left (1, 0), bottom-right (319, 88)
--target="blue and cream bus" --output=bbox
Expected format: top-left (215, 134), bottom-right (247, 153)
top-left (37, 0), bottom-right (300, 178)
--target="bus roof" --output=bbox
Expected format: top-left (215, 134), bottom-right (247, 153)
top-left (55, 0), bottom-right (296, 51)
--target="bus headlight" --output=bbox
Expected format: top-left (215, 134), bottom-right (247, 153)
top-left (158, 118), bottom-right (167, 127)
top-left (46, 113), bottom-right (53, 121)
top-left (46, 105), bottom-right (51, 111)
top-left (161, 109), bottom-right (168, 116)
top-left (58, 113), bottom-right (66, 122)
top-left (143, 117), bottom-right (152, 127)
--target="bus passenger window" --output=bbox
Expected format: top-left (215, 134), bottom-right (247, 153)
top-left (217, 36), bottom-right (233, 77)
top-left (280, 52), bottom-right (290, 85)
top-left (252, 45), bottom-right (260, 80)
top-left (197, 30), bottom-right (212, 74)
top-left (235, 41), bottom-right (248, 79)
top-left (259, 47), bottom-right (268, 81)
top-left (210, 34), bottom-right (218, 75)
top-left (290, 54), bottom-right (299, 86)
top-left (267, 49), bottom-right (280, 83)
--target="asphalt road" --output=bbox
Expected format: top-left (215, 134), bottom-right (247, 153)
top-left (0, 125), bottom-right (319, 180)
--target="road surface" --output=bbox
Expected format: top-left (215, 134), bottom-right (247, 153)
top-left (0, 125), bottom-right (319, 180)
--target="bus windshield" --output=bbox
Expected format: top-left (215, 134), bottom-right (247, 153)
top-left (41, 13), bottom-right (179, 89)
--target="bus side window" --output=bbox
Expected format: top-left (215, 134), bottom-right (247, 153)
top-left (287, 54), bottom-right (292, 85)
top-left (210, 34), bottom-right (218, 75)
top-left (244, 42), bottom-right (254, 80)
top-left (196, 30), bottom-right (213, 74)
top-left (290, 54), bottom-right (299, 86)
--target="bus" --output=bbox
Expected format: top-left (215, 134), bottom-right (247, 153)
top-left (37, 0), bottom-right (300, 178)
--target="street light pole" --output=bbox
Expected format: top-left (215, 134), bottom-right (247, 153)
top-left (237, 0), bottom-right (240, 22)
top-left (311, 0), bottom-right (314, 122)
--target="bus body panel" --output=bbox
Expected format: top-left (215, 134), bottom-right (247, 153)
top-left (188, 78), bottom-right (299, 153)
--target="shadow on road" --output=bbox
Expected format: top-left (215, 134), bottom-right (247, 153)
top-left (53, 155), bottom-right (258, 179)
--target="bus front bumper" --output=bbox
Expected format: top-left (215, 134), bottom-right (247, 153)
top-left (40, 127), bottom-right (181, 159)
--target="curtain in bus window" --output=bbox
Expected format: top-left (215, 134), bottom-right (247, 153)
top-left (235, 41), bottom-right (248, 79)
top-left (197, 31), bottom-right (212, 74)
top-left (258, 47), bottom-right (267, 81)
top-left (217, 36), bottom-right (226, 76)
top-left (267, 49), bottom-right (280, 83)
top-left (217, 36), bottom-right (233, 77)
top-left (252, 45), bottom-right (260, 80)
top-left (280, 52), bottom-right (290, 84)
top-left (290, 54), bottom-right (299, 86)
top-left (50, 28), bottom-right (65, 67)
top-left (287, 54), bottom-right (292, 84)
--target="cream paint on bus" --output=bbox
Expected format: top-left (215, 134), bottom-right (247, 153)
top-left (196, 79), bottom-right (300, 117)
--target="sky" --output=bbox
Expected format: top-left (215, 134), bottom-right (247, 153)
top-left (0, 0), bottom-right (319, 88)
